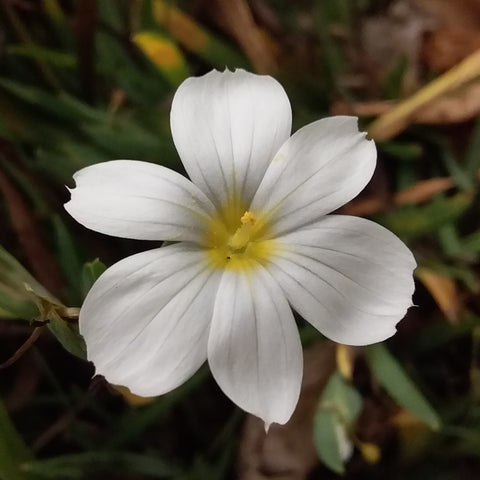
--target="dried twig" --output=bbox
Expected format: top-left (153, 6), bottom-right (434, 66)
top-left (0, 327), bottom-right (43, 370)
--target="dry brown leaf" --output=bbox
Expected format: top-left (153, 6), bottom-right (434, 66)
top-left (360, 1), bottom-right (480, 139)
top-left (394, 177), bottom-right (454, 204)
top-left (416, 267), bottom-right (461, 323)
top-left (153, 0), bottom-right (209, 52)
top-left (418, 0), bottom-right (480, 26)
top-left (424, 25), bottom-right (480, 73)
top-left (340, 177), bottom-right (454, 216)
top-left (361, 0), bottom-right (436, 93)
top-left (332, 100), bottom-right (393, 117)
top-left (367, 48), bottom-right (480, 140)
top-left (419, 0), bottom-right (480, 71)
top-left (208, 0), bottom-right (277, 73)
top-left (333, 81), bottom-right (480, 125)
top-left (236, 341), bottom-right (336, 480)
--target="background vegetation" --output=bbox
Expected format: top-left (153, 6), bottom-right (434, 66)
top-left (1, 0), bottom-right (480, 478)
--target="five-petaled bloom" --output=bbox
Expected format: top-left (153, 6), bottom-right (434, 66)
top-left (65, 69), bottom-right (416, 429)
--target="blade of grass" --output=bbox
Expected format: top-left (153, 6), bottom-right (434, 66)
top-left (366, 344), bottom-right (441, 430)
top-left (0, 399), bottom-right (34, 480)
top-left (368, 48), bottom-right (480, 140)
top-left (465, 115), bottom-right (480, 177)
top-left (1, 3), bottom-right (61, 90)
top-left (21, 452), bottom-right (178, 479)
top-left (6, 45), bottom-right (75, 69)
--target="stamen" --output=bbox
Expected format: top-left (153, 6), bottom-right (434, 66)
top-left (228, 211), bottom-right (256, 251)
top-left (240, 211), bottom-right (256, 225)
top-left (206, 206), bottom-right (276, 269)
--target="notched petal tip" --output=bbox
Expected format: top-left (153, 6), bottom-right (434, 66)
top-left (63, 159), bottom-right (215, 242)
top-left (171, 67), bottom-right (292, 208)
top-left (329, 115), bottom-right (376, 144)
top-left (63, 185), bottom-right (74, 210)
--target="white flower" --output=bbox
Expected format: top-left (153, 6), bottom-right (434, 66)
top-left (65, 69), bottom-right (416, 428)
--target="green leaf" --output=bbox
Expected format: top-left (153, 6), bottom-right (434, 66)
top-left (51, 215), bottom-right (83, 299)
top-left (41, 0), bottom-right (67, 25)
top-left (80, 120), bottom-right (177, 167)
top-left (0, 246), bottom-right (52, 298)
top-left (313, 408), bottom-right (345, 474)
top-left (438, 223), bottom-right (463, 257)
top-left (0, 157), bottom-right (50, 216)
top-left (47, 313), bottom-right (86, 360)
top-left (20, 451), bottom-right (178, 479)
top-left (321, 372), bottom-right (363, 425)
top-left (441, 148), bottom-right (473, 191)
top-left (378, 141), bottom-right (423, 161)
top-left (0, 244), bottom-right (53, 319)
top-left (414, 313), bottom-right (480, 353)
top-left (375, 193), bottom-right (472, 240)
top-left (460, 230), bottom-right (480, 256)
top-left (464, 114), bottom-right (480, 178)
top-left (0, 287), bottom-right (38, 320)
top-left (35, 140), bottom-right (110, 182)
top-left (383, 55), bottom-right (408, 100)
top-left (313, 372), bottom-right (362, 474)
top-left (0, 79), bottom-right (104, 124)
top-left (97, 0), bottom-right (125, 31)
top-left (6, 45), bottom-right (75, 69)
top-left (81, 259), bottom-right (106, 295)
top-left (95, 30), bottom-right (171, 106)
top-left (0, 398), bottom-right (34, 480)
top-left (366, 343), bottom-right (441, 430)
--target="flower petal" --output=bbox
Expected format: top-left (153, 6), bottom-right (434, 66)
top-left (79, 244), bottom-right (221, 397)
top-left (170, 69), bottom-right (292, 208)
top-left (251, 117), bottom-right (376, 237)
top-left (208, 265), bottom-right (303, 427)
top-left (65, 160), bottom-right (216, 242)
top-left (266, 215), bottom-right (416, 345)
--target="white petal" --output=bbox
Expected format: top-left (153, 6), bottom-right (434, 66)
top-left (266, 215), bottom-right (416, 345)
top-left (170, 69), bottom-right (292, 208)
top-left (65, 160), bottom-right (216, 243)
top-left (208, 266), bottom-right (303, 427)
top-left (79, 244), bottom-right (221, 397)
top-left (251, 117), bottom-right (376, 237)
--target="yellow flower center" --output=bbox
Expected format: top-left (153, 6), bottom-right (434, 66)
top-left (205, 206), bottom-right (276, 270)
top-left (228, 211), bottom-right (257, 252)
